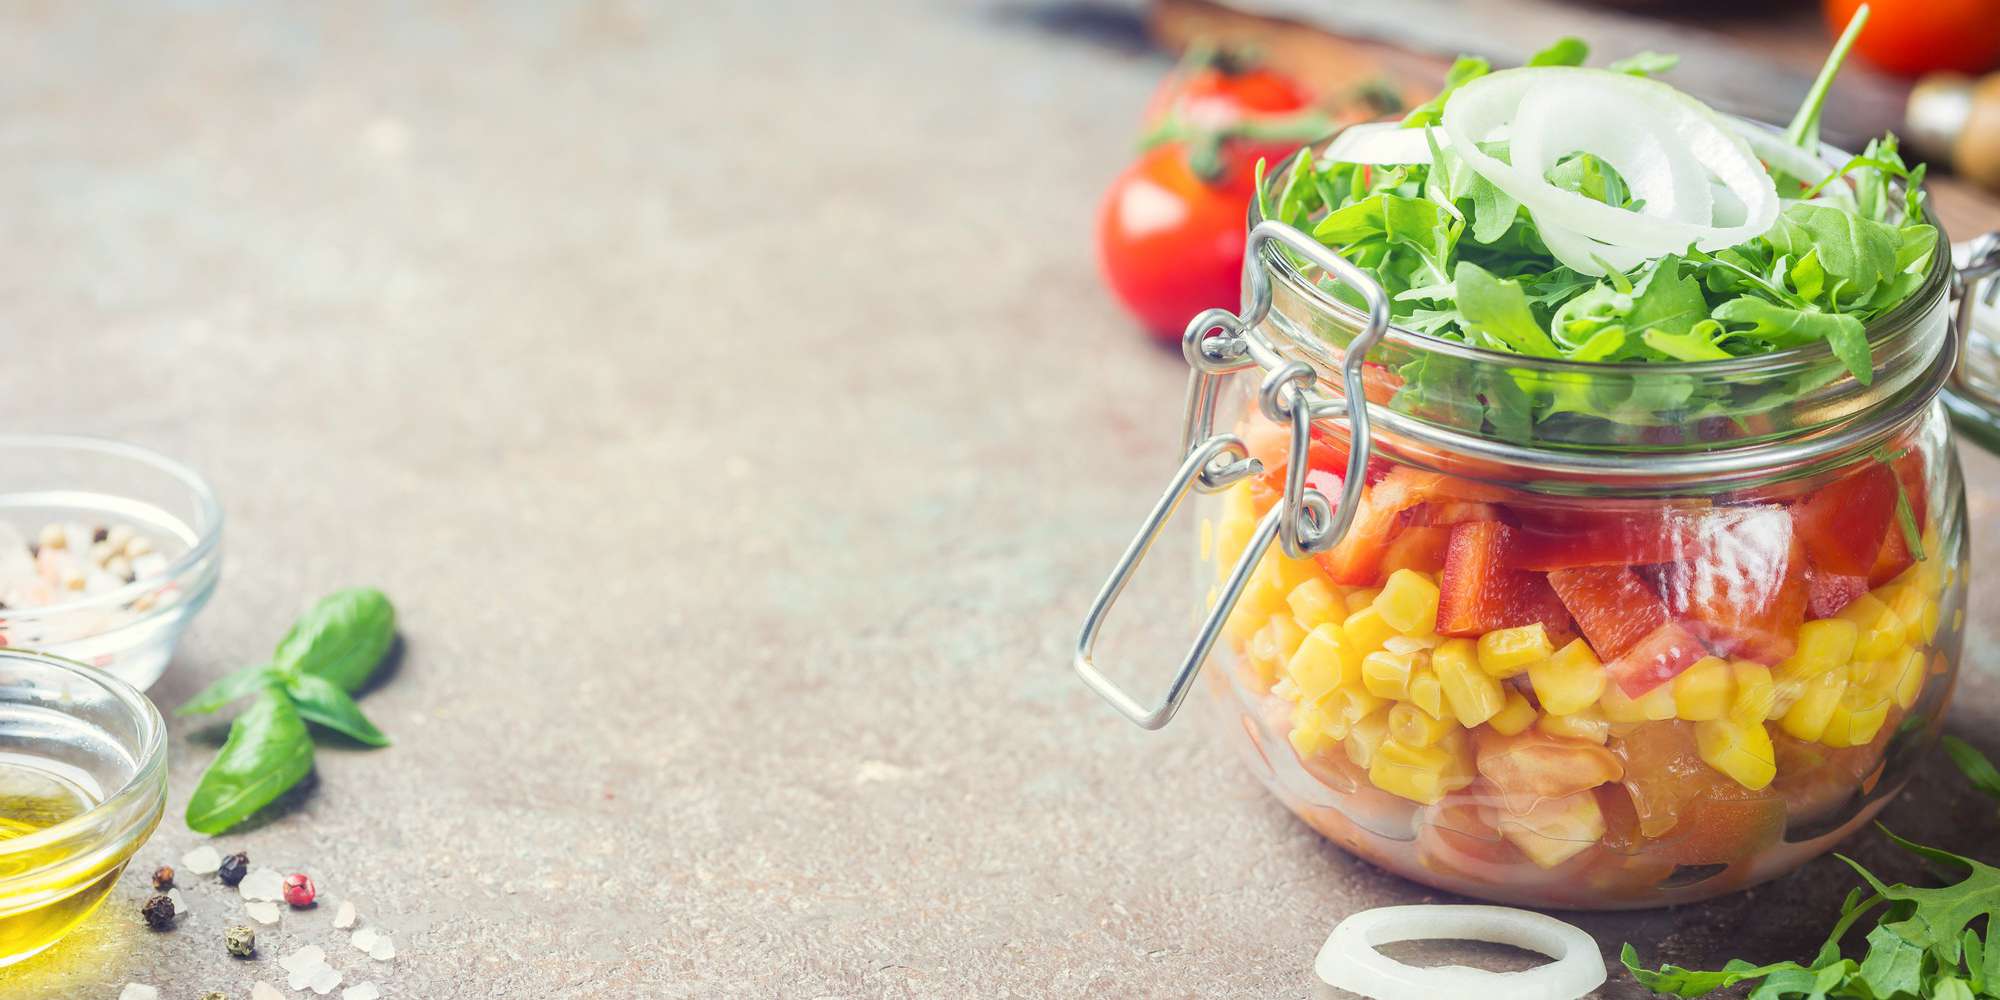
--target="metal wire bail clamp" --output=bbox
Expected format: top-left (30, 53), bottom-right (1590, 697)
top-left (1074, 216), bottom-right (1392, 729)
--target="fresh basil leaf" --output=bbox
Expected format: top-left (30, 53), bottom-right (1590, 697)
top-left (177, 663), bottom-right (281, 716)
top-left (272, 587), bottom-right (397, 693)
top-left (185, 687), bottom-right (315, 834)
top-left (1527, 37), bottom-right (1588, 67)
top-left (286, 673), bottom-right (391, 747)
top-left (1608, 51), bottom-right (1679, 76)
top-left (1453, 261), bottom-right (1560, 356)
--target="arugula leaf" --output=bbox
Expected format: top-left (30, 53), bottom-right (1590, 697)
top-left (1454, 262), bottom-right (1560, 356)
top-left (1765, 203), bottom-right (1900, 302)
top-left (1608, 51), bottom-right (1679, 76)
top-left (1711, 299), bottom-right (1871, 382)
top-left (1400, 55), bottom-right (1490, 128)
top-left (178, 663), bottom-right (280, 716)
top-left (286, 672), bottom-right (391, 747)
top-left (1944, 736), bottom-right (2000, 802)
top-left (1527, 37), bottom-right (1588, 67)
top-left (185, 687), bottom-right (315, 834)
top-left (1786, 4), bottom-right (1869, 149)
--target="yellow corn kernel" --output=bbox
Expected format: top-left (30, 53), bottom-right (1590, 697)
top-left (1883, 584), bottom-right (1927, 643)
top-left (1343, 605), bottom-right (1400, 656)
top-left (1368, 739), bottom-right (1457, 805)
top-left (1498, 791), bottom-right (1606, 869)
top-left (1223, 558), bottom-right (1290, 643)
top-left (1487, 690), bottom-right (1539, 736)
top-left (1673, 657), bottom-right (1734, 722)
top-left (1538, 704), bottom-right (1610, 744)
top-left (1530, 639), bottom-right (1607, 716)
top-left (1955, 608), bottom-right (1965, 633)
top-left (1285, 624), bottom-right (1356, 702)
top-left (1696, 717), bottom-right (1776, 790)
top-left (1776, 618), bottom-right (1859, 680)
top-left (1361, 649), bottom-right (1419, 700)
top-left (1437, 728), bottom-right (1477, 794)
top-left (1389, 702), bottom-right (1453, 748)
top-left (1408, 668), bottom-right (1445, 720)
top-left (1288, 700), bottom-right (1339, 757)
top-left (1729, 661), bottom-right (1776, 724)
top-left (1821, 687), bottom-right (1891, 749)
top-left (1327, 686), bottom-right (1388, 728)
top-left (1896, 559), bottom-right (1943, 600)
top-left (1248, 614), bottom-right (1308, 681)
top-left (1839, 594), bottom-right (1906, 662)
top-left (1345, 708), bottom-right (1391, 768)
top-left (1601, 678), bottom-right (1677, 723)
top-left (1286, 578), bottom-right (1343, 629)
top-left (1891, 646), bottom-right (1928, 710)
top-left (1214, 485), bottom-right (1256, 580)
top-left (1374, 569), bottom-right (1441, 636)
top-left (1920, 599), bottom-right (1941, 644)
top-left (1778, 669), bottom-right (1848, 743)
top-left (1346, 587), bottom-right (1383, 613)
top-left (1477, 624), bottom-right (1553, 678)
top-left (1434, 639), bottom-right (1506, 728)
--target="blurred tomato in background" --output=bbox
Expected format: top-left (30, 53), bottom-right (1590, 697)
top-left (1823, 0), bottom-right (2000, 76)
top-left (1097, 49), bottom-right (1324, 343)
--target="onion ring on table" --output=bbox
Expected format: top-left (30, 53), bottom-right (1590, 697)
top-left (1313, 904), bottom-right (1607, 1000)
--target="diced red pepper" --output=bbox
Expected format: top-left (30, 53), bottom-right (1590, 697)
top-left (1805, 568), bottom-right (1869, 619)
top-left (1646, 506), bottom-right (1807, 665)
top-left (1315, 468), bottom-right (1510, 586)
top-left (1435, 521), bottom-right (1576, 643)
top-left (1868, 524), bottom-right (1916, 588)
top-left (1407, 501), bottom-right (1503, 526)
top-left (1789, 463), bottom-right (1896, 576)
top-left (1605, 622), bottom-right (1708, 696)
top-left (1547, 566), bottom-right (1671, 662)
top-left (1379, 524), bottom-right (1454, 576)
top-left (1506, 503), bottom-right (1704, 571)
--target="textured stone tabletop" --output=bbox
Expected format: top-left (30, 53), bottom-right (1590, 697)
top-left (3, 2), bottom-right (1997, 997)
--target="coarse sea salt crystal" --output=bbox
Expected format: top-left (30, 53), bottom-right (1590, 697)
top-left (333, 900), bottom-right (357, 929)
top-left (280, 945), bottom-right (327, 974)
top-left (342, 984), bottom-right (381, 1000)
top-left (348, 926), bottom-right (379, 952)
top-left (252, 983), bottom-right (286, 1000)
top-left (288, 963), bottom-right (319, 991)
top-left (119, 986), bottom-right (160, 1000)
top-left (246, 900), bottom-right (283, 925)
top-left (368, 935), bottom-right (394, 962)
top-left (240, 867), bottom-right (287, 902)
top-left (309, 965), bottom-right (342, 995)
top-left (181, 845), bottom-right (223, 875)
top-left (167, 888), bottom-right (188, 916)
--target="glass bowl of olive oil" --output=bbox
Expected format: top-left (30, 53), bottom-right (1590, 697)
top-left (0, 649), bottom-right (167, 968)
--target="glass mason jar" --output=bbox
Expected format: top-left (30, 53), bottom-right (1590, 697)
top-left (1076, 138), bottom-right (1975, 909)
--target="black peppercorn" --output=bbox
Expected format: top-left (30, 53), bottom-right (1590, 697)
top-left (151, 865), bottom-right (175, 890)
top-left (202, 993), bottom-right (227, 1000)
top-left (141, 893), bottom-right (176, 930)
top-left (217, 851), bottom-right (249, 886)
top-left (224, 924), bottom-right (256, 958)
top-left (91, 526), bottom-right (108, 543)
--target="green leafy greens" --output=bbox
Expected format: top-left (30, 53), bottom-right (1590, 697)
top-left (1258, 17), bottom-right (1936, 437)
top-left (178, 587), bottom-right (397, 833)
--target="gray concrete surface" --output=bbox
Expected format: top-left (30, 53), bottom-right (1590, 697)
top-left (3, 2), bottom-right (1997, 997)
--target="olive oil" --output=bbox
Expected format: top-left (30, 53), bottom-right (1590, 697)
top-left (0, 752), bottom-right (119, 968)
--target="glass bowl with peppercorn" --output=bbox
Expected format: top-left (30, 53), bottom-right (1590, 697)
top-left (0, 434), bottom-right (222, 691)
top-left (0, 648), bottom-right (168, 967)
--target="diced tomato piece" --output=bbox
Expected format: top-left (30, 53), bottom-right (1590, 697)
top-left (1790, 463), bottom-right (1896, 576)
top-left (1868, 525), bottom-right (1917, 588)
top-left (1316, 468), bottom-right (1510, 586)
top-left (1805, 568), bottom-right (1869, 619)
top-left (1646, 506), bottom-right (1808, 665)
top-left (1474, 729), bottom-right (1624, 816)
top-left (1407, 501), bottom-right (1503, 526)
top-left (1435, 521), bottom-right (1576, 642)
top-left (1605, 623), bottom-right (1707, 696)
top-left (1506, 503), bottom-right (1704, 571)
top-left (1547, 566), bottom-right (1671, 662)
top-left (1380, 524), bottom-right (1454, 576)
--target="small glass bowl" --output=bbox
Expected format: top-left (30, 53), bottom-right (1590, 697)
top-left (0, 434), bottom-right (223, 691)
top-left (0, 650), bottom-right (168, 968)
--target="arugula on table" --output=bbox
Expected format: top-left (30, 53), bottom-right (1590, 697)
top-left (1624, 830), bottom-right (2000, 999)
top-left (177, 587), bottom-right (397, 833)
top-left (1259, 11), bottom-right (1938, 436)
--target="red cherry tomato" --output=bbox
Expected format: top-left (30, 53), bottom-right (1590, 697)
top-left (1824, 0), bottom-right (2000, 76)
top-left (1096, 143), bottom-right (1260, 340)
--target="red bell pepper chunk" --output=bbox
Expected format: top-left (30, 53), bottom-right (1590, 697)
top-left (1868, 524), bottom-right (1916, 588)
top-left (1546, 566), bottom-right (1671, 662)
top-left (1805, 567), bottom-right (1869, 619)
top-left (1379, 524), bottom-right (1454, 577)
top-left (1789, 463), bottom-right (1896, 576)
top-left (1407, 501), bottom-right (1504, 526)
top-left (1315, 468), bottom-right (1509, 586)
top-left (1646, 506), bottom-right (1807, 665)
top-left (1506, 503), bottom-right (1704, 571)
top-left (1605, 622), bottom-right (1708, 697)
top-left (1435, 521), bottom-right (1576, 643)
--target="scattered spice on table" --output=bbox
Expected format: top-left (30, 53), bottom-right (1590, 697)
top-left (151, 865), bottom-right (175, 890)
top-left (225, 924), bottom-right (257, 958)
top-left (140, 894), bottom-right (176, 930)
top-left (283, 872), bottom-right (317, 907)
top-left (217, 851), bottom-right (249, 886)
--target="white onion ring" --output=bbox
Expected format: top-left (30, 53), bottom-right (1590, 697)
top-left (1442, 67), bottom-right (1779, 274)
top-left (1321, 122), bottom-right (1444, 165)
top-left (1314, 905), bottom-right (1607, 1000)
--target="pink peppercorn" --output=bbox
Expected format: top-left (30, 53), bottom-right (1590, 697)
top-left (282, 873), bottom-right (316, 908)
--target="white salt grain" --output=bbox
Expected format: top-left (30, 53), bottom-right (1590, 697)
top-left (253, 983), bottom-right (286, 1000)
top-left (240, 867), bottom-right (286, 902)
top-left (309, 964), bottom-right (343, 995)
top-left (119, 986), bottom-right (160, 1000)
top-left (342, 984), bottom-right (381, 1000)
top-left (167, 888), bottom-right (188, 916)
top-left (348, 926), bottom-right (379, 952)
top-left (333, 900), bottom-right (357, 929)
top-left (288, 964), bottom-right (318, 991)
top-left (246, 900), bottom-right (283, 925)
top-left (280, 945), bottom-right (327, 974)
top-left (180, 845), bottom-right (223, 875)
top-left (368, 935), bottom-right (395, 962)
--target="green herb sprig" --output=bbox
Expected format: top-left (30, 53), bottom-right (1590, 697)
top-left (177, 587), bottom-right (397, 833)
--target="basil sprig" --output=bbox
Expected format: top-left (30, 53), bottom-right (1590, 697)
top-left (178, 587), bottom-right (397, 833)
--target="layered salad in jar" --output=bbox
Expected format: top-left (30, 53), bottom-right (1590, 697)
top-left (1202, 27), bottom-right (1963, 907)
